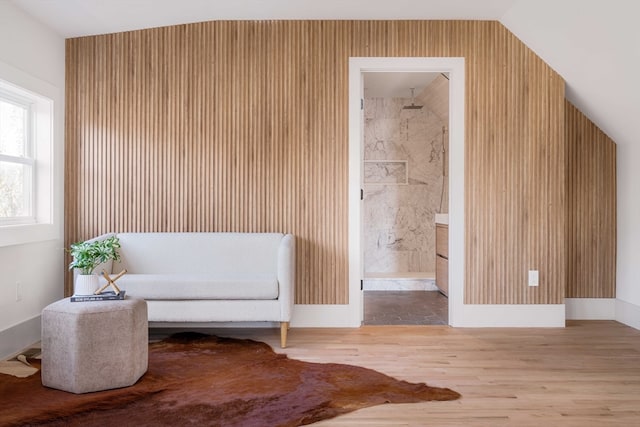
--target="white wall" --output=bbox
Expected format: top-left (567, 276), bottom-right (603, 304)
top-left (616, 143), bottom-right (640, 327)
top-left (0, 1), bottom-right (65, 358)
top-left (618, 144), bottom-right (640, 304)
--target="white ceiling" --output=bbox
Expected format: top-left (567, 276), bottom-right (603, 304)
top-left (9, 0), bottom-right (639, 148)
top-left (501, 0), bottom-right (640, 148)
top-left (9, 0), bottom-right (517, 38)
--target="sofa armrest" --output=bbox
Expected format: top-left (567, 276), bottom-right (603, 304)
top-left (277, 234), bottom-right (295, 321)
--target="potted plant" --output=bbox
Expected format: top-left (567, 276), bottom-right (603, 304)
top-left (68, 236), bottom-right (121, 295)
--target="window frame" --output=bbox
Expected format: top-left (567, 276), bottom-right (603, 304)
top-left (0, 64), bottom-right (59, 248)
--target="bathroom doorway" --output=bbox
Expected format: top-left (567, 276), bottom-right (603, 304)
top-left (361, 72), bottom-right (450, 325)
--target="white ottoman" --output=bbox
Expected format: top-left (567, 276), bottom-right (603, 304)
top-left (41, 298), bottom-right (148, 394)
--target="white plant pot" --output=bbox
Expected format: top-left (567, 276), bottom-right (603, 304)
top-left (74, 274), bottom-right (99, 296)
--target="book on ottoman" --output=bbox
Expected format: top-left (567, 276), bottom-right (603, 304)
top-left (70, 290), bottom-right (126, 302)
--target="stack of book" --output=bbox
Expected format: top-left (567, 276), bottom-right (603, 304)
top-left (70, 290), bottom-right (126, 302)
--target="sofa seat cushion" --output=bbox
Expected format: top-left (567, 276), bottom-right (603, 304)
top-left (110, 274), bottom-right (279, 300)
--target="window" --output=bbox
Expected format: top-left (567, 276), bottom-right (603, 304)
top-left (0, 90), bottom-right (34, 224)
top-left (0, 72), bottom-right (56, 247)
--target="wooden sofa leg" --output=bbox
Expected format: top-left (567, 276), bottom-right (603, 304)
top-left (280, 322), bottom-right (289, 348)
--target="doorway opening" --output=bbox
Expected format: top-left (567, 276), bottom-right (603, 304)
top-left (347, 57), bottom-right (465, 328)
top-left (361, 72), bottom-right (450, 325)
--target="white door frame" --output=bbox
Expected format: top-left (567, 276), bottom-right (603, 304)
top-left (348, 57), bottom-right (466, 327)
top-left (290, 56), bottom-right (565, 327)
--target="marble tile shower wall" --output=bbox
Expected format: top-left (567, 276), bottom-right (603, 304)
top-left (363, 96), bottom-right (448, 275)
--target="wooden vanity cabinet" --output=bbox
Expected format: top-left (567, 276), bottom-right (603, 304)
top-left (435, 223), bottom-right (448, 296)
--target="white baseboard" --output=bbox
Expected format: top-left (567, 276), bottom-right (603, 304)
top-left (451, 304), bottom-right (566, 327)
top-left (145, 300), bottom-right (640, 331)
top-left (0, 315), bottom-right (41, 360)
top-left (565, 298), bottom-right (616, 320)
top-left (615, 299), bottom-right (640, 330)
top-left (10, 301), bottom-right (632, 356)
top-left (292, 303), bottom-right (566, 328)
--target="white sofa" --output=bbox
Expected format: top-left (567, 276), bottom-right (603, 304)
top-left (80, 232), bottom-right (295, 347)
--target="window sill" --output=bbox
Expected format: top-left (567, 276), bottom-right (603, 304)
top-left (0, 223), bottom-right (60, 247)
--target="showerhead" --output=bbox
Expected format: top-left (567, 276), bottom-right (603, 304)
top-left (403, 87), bottom-right (423, 110)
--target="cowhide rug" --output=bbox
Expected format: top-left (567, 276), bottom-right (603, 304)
top-left (0, 333), bottom-right (460, 426)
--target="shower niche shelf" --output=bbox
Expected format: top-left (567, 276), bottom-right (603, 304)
top-left (363, 160), bottom-right (408, 185)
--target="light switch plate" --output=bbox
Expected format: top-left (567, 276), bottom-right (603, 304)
top-left (528, 270), bottom-right (539, 287)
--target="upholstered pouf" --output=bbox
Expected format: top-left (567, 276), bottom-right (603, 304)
top-left (41, 298), bottom-right (148, 394)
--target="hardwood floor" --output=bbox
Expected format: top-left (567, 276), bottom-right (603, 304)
top-left (206, 321), bottom-right (640, 426)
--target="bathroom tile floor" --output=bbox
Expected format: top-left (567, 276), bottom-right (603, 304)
top-left (363, 290), bottom-right (448, 325)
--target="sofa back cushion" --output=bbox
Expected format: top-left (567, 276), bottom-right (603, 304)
top-left (113, 232), bottom-right (283, 276)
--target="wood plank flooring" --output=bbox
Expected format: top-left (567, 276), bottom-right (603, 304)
top-left (202, 321), bottom-right (640, 426)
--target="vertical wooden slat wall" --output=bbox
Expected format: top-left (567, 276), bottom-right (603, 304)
top-left (65, 21), bottom-right (566, 304)
top-left (462, 23), bottom-right (566, 304)
top-left (566, 101), bottom-right (616, 298)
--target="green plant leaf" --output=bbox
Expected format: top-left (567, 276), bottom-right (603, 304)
top-left (68, 236), bottom-right (121, 274)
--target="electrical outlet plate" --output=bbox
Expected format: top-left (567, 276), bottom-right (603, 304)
top-left (16, 282), bottom-right (22, 301)
top-left (528, 270), bottom-right (539, 287)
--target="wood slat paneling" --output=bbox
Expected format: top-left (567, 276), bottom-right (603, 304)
top-left (65, 21), bottom-right (566, 304)
top-left (463, 23), bottom-right (566, 304)
top-left (566, 101), bottom-right (616, 298)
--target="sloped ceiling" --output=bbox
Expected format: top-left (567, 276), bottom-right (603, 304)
top-left (10, 0), bottom-right (638, 146)
top-left (501, 0), bottom-right (639, 146)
